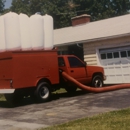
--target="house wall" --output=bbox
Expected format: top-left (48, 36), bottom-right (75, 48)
top-left (83, 35), bottom-right (130, 65)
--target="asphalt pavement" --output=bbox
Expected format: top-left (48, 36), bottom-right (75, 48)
top-left (0, 88), bottom-right (130, 130)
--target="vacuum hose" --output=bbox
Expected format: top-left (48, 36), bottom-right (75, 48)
top-left (62, 72), bottom-right (130, 93)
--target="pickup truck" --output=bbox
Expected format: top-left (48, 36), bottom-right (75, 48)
top-left (0, 49), bottom-right (105, 105)
top-left (58, 55), bottom-right (106, 92)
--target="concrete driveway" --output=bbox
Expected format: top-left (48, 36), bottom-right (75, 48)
top-left (0, 89), bottom-right (130, 130)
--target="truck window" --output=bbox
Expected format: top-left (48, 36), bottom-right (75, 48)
top-left (68, 57), bottom-right (85, 67)
top-left (58, 57), bottom-right (65, 67)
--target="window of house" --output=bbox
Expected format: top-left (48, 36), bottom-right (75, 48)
top-left (101, 52), bottom-right (119, 59)
top-left (127, 50), bottom-right (130, 57)
top-left (120, 51), bottom-right (127, 58)
top-left (113, 52), bottom-right (119, 58)
top-left (101, 53), bottom-right (106, 59)
top-left (107, 53), bottom-right (113, 59)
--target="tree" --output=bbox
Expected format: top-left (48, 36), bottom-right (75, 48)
top-left (8, 0), bottom-right (130, 28)
top-left (111, 0), bottom-right (130, 16)
top-left (0, 0), bottom-right (5, 14)
top-left (74, 0), bottom-right (130, 21)
top-left (11, 0), bottom-right (30, 15)
top-left (9, 0), bottom-right (75, 28)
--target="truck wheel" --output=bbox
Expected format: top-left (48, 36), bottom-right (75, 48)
top-left (91, 75), bottom-right (103, 88)
top-left (35, 82), bottom-right (51, 102)
top-left (65, 86), bottom-right (77, 94)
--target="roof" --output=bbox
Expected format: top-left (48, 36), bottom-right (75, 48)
top-left (54, 14), bottom-right (130, 46)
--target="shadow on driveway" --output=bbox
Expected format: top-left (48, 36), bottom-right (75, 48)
top-left (0, 90), bottom-right (88, 108)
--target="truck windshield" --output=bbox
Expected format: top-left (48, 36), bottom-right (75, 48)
top-left (68, 57), bottom-right (85, 67)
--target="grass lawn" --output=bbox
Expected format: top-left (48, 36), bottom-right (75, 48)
top-left (0, 94), bottom-right (6, 101)
top-left (41, 108), bottom-right (130, 130)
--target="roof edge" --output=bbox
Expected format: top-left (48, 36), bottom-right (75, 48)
top-left (54, 33), bottom-right (130, 47)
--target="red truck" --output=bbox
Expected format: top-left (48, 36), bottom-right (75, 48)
top-left (0, 49), bottom-right (105, 104)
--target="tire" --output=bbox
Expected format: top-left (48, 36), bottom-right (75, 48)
top-left (91, 75), bottom-right (103, 88)
top-left (35, 82), bottom-right (51, 102)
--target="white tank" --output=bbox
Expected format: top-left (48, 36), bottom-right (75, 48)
top-left (0, 16), bottom-right (6, 52)
top-left (43, 14), bottom-right (53, 50)
top-left (30, 14), bottom-right (44, 50)
top-left (4, 12), bottom-right (21, 51)
top-left (19, 13), bottom-right (31, 50)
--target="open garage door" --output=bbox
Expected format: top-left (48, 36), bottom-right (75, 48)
top-left (68, 44), bottom-right (84, 61)
top-left (99, 46), bottom-right (130, 84)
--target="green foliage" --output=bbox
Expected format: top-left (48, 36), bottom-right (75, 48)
top-left (2, 0), bottom-right (130, 28)
top-left (0, 0), bottom-right (5, 14)
top-left (41, 108), bottom-right (130, 130)
top-left (0, 94), bottom-right (6, 101)
top-left (74, 0), bottom-right (130, 21)
top-left (11, 0), bottom-right (30, 15)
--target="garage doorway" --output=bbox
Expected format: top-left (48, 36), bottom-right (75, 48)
top-left (68, 44), bottom-right (84, 61)
top-left (99, 46), bottom-right (130, 84)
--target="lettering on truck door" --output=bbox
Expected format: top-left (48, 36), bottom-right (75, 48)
top-left (67, 56), bottom-right (87, 84)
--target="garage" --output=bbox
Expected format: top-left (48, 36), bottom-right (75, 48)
top-left (99, 46), bottom-right (130, 84)
top-left (54, 14), bottom-right (130, 84)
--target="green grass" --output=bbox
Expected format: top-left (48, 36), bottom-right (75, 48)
top-left (0, 94), bottom-right (6, 101)
top-left (53, 88), bottom-right (67, 94)
top-left (40, 108), bottom-right (130, 130)
top-left (53, 88), bottom-right (82, 94)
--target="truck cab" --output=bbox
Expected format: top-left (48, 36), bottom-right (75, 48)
top-left (58, 55), bottom-right (106, 88)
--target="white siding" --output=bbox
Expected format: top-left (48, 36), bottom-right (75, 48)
top-left (83, 36), bottom-right (130, 66)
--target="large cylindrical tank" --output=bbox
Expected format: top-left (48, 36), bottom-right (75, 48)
top-left (43, 14), bottom-right (53, 50)
top-left (19, 13), bottom-right (31, 50)
top-left (4, 12), bottom-right (21, 51)
top-left (0, 16), bottom-right (6, 52)
top-left (30, 14), bottom-right (44, 50)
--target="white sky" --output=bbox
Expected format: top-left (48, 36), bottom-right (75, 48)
top-left (4, 0), bottom-right (12, 9)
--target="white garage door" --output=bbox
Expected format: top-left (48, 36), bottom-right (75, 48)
top-left (99, 46), bottom-right (130, 84)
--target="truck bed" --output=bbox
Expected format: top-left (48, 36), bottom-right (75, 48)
top-left (0, 50), bottom-right (59, 90)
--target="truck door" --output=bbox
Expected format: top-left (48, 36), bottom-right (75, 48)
top-left (67, 56), bottom-right (87, 84)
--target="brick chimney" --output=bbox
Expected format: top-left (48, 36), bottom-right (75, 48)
top-left (71, 14), bottom-right (91, 26)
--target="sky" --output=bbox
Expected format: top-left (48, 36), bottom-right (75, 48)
top-left (4, 0), bottom-right (12, 9)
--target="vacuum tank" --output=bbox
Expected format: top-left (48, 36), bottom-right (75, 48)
top-left (43, 14), bottom-right (53, 50)
top-left (19, 13), bottom-right (31, 50)
top-left (0, 16), bottom-right (6, 52)
top-left (4, 12), bottom-right (21, 51)
top-left (30, 14), bottom-right (44, 50)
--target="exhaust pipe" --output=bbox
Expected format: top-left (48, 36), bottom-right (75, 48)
top-left (62, 72), bottom-right (130, 93)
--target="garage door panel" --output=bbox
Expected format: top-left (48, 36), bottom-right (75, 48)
top-left (115, 67), bottom-right (122, 74)
top-left (116, 75), bottom-right (123, 83)
top-left (122, 65), bottom-right (130, 73)
top-left (123, 74), bottom-right (130, 83)
top-left (99, 46), bottom-right (130, 84)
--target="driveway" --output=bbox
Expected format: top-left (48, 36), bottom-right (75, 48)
top-left (0, 89), bottom-right (130, 130)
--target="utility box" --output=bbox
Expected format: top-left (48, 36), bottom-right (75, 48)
top-left (0, 50), bottom-right (59, 92)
